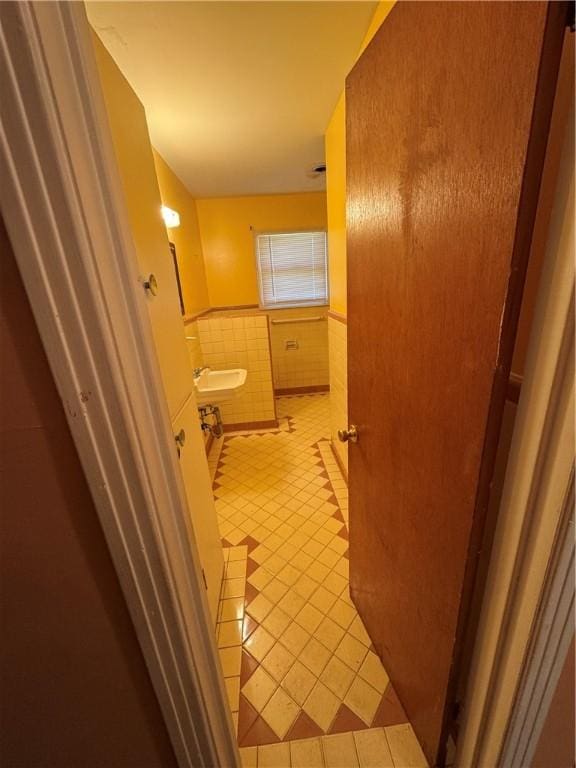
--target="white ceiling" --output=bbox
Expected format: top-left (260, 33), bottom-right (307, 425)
top-left (87, 1), bottom-right (376, 198)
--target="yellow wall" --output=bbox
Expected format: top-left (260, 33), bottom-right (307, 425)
top-left (326, 96), bottom-right (347, 316)
top-left (153, 151), bottom-right (210, 317)
top-left (325, 0), bottom-right (396, 317)
top-left (326, 1), bottom-right (395, 471)
top-left (92, 33), bottom-right (192, 418)
top-left (196, 192), bottom-right (328, 307)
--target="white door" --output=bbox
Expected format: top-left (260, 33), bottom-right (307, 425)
top-left (172, 394), bottom-right (224, 623)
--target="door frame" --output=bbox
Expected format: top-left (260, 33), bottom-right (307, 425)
top-left (457, 77), bottom-right (574, 767)
top-left (0, 3), bottom-right (237, 767)
top-left (0, 2), bottom-right (572, 767)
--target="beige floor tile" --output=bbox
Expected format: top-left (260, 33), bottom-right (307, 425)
top-left (348, 616), bottom-right (372, 647)
top-left (258, 742), bottom-right (291, 768)
top-left (339, 589), bottom-right (355, 609)
top-left (344, 677), bottom-right (381, 726)
top-left (295, 603), bottom-right (324, 634)
top-left (323, 518), bottom-right (344, 535)
top-left (267, 553), bottom-right (288, 575)
top-left (291, 550), bottom-right (315, 572)
top-left (282, 659), bottom-right (317, 706)
top-left (214, 397), bottom-right (421, 754)
top-left (218, 620), bottom-right (243, 648)
top-left (320, 655), bottom-right (355, 700)
top-left (241, 665), bottom-right (277, 713)
top-left (317, 548), bottom-right (341, 570)
top-left (239, 745), bottom-right (257, 768)
top-left (226, 559), bottom-right (247, 579)
top-left (315, 616), bottom-right (346, 652)
top-left (262, 577), bottom-right (290, 604)
top-left (262, 605), bottom-right (292, 639)
top-left (278, 590), bottom-right (307, 619)
top-left (219, 597), bottom-right (245, 623)
top-left (328, 599), bottom-right (357, 630)
top-left (354, 729), bottom-right (394, 768)
top-left (261, 642), bottom-right (296, 682)
top-left (278, 563), bottom-right (302, 587)
top-left (219, 645), bottom-right (242, 677)
top-left (308, 560), bottom-right (331, 584)
top-left (301, 535), bottom-right (323, 555)
top-left (289, 530), bottom-right (308, 548)
top-left (248, 566), bottom-right (274, 591)
top-left (358, 651), bottom-right (390, 694)
top-left (300, 636), bottom-right (332, 676)
top-left (251, 544), bottom-right (274, 565)
top-left (309, 585), bottom-right (339, 614)
top-left (222, 578), bottom-right (247, 599)
top-left (247, 593), bottom-right (274, 623)
top-left (226, 528), bottom-right (248, 546)
top-left (334, 634), bottom-right (368, 672)
top-left (277, 542), bottom-right (299, 562)
top-left (324, 571), bottom-right (348, 597)
top-left (302, 681), bottom-right (340, 732)
top-left (333, 559), bottom-right (349, 579)
top-left (290, 737), bottom-right (325, 768)
top-left (261, 686), bottom-right (300, 739)
top-left (322, 733), bottom-right (359, 768)
top-left (385, 724), bottom-right (428, 767)
top-left (244, 625), bottom-right (275, 662)
top-left (293, 573), bottom-right (319, 600)
top-left (225, 676), bottom-right (240, 712)
top-left (312, 530), bottom-right (334, 549)
top-left (279, 621), bottom-right (311, 656)
top-left (265, 532), bottom-right (284, 552)
top-left (328, 537), bottom-right (348, 556)
top-left (229, 545), bottom-right (248, 561)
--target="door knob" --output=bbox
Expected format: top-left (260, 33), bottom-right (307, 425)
top-left (174, 428), bottom-right (186, 457)
top-left (143, 273), bottom-right (158, 296)
top-left (338, 425), bottom-right (358, 443)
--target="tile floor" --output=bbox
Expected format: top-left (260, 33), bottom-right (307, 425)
top-left (208, 395), bottom-right (427, 767)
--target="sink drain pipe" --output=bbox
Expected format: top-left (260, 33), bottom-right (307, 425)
top-left (198, 404), bottom-right (224, 438)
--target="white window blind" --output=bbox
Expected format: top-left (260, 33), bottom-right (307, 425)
top-left (255, 231), bottom-right (328, 309)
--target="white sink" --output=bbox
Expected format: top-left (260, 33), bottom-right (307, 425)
top-left (193, 368), bottom-right (247, 407)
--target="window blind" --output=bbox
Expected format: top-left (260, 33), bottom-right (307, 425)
top-left (255, 230), bottom-right (328, 309)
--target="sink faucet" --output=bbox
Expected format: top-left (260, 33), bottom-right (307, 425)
top-left (193, 366), bottom-right (210, 377)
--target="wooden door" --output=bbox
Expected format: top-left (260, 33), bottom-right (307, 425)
top-left (345, 3), bottom-right (566, 764)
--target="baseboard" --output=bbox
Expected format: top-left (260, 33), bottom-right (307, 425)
top-left (275, 385), bottom-right (330, 396)
top-left (330, 440), bottom-right (348, 485)
top-left (223, 419), bottom-right (279, 433)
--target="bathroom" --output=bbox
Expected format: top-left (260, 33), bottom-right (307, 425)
top-left (20, 1), bottom-right (566, 766)
top-left (84, 4), bottom-right (420, 765)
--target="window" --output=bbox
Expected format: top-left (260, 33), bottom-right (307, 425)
top-left (255, 230), bottom-right (328, 309)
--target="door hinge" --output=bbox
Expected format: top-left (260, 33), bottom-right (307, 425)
top-left (201, 568), bottom-right (208, 590)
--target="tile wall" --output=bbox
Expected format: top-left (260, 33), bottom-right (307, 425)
top-left (196, 313), bottom-right (276, 428)
top-left (328, 316), bottom-right (348, 475)
top-left (184, 319), bottom-right (204, 371)
top-left (269, 308), bottom-right (329, 392)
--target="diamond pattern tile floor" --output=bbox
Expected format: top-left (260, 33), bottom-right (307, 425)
top-left (211, 395), bottom-right (415, 754)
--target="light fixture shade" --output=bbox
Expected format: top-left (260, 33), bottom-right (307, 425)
top-left (161, 205), bottom-right (180, 228)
